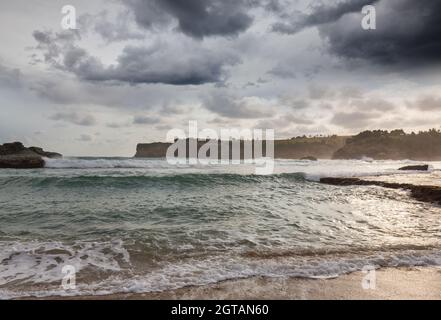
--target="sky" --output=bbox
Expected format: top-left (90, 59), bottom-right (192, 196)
top-left (0, 0), bottom-right (441, 156)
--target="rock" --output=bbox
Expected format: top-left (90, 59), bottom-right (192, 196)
top-left (29, 147), bottom-right (62, 159)
top-left (0, 142), bottom-right (62, 169)
top-left (398, 165), bottom-right (429, 171)
top-left (0, 155), bottom-right (45, 169)
top-left (135, 143), bottom-right (171, 158)
top-left (0, 142), bottom-right (27, 155)
top-left (320, 177), bottom-right (441, 205)
top-left (300, 156), bottom-right (318, 161)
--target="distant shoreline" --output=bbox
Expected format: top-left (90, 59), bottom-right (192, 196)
top-left (135, 129), bottom-right (441, 161)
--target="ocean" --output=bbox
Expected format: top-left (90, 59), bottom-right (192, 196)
top-left (1, 158), bottom-right (441, 298)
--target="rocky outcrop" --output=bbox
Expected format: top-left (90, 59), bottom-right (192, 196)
top-left (0, 142), bottom-right (61, 169)
top-left (320, 177), bottom-right (441, 205)
top-left (135, 142), bottom-right (171, 158)
top-left (0, 142), bottom-right (28, 155)
top-left (398, 165), bottom-right (429, 171)
top-left (28, 147), bottom-right (62, 159)
top-left (0, 155), bottom-right (45, 169)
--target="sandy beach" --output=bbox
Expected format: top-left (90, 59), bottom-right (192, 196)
top-left (27, 267), bottom-right (441, 300)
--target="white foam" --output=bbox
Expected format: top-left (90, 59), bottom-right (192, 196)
top-left (2, 245), bottom-right (441, 299)
top-left (43, 158), bottom-right (168, 169)
top-left (42, 158), bottom-right (440, 180)
top-left (0, 240), bottom-right (130, 287)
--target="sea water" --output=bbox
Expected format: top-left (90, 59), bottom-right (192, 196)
top-left (0, 158), bottom-right (440, 298)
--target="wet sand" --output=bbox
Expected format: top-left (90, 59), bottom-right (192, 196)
top-left (30, 267), bottom-right (441, 300)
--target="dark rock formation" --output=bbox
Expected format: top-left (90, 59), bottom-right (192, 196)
top-left (0, 155), bottom-right (45, 169)
top-left (29, 147), bottom-right (62, 159)
top-left (398, 165), bottom-right (429, 171)
top-left (320, 177), bottom-right (441, 205)
top-left (0, 142), bottom-right (61, 169)
top-left (0, 142), bottom-right (28, 155)
top-left (135, 142), bottom-right (171, 158)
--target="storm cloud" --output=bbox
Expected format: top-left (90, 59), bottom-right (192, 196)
top-left (321, 0), bottom-right (441, 66)
top-left (122, 0), bottom-right (255, 38)
top-left (2, 0), bottom-right (441, 156)
top-left (32, 31), bottom-right (239, 85)
top-left (274, 0), bottom-right (441, 67)
top-left (272, 0), bottom-right (376, 34)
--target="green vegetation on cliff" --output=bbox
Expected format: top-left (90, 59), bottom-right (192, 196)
top-left (274, 136), bottom-right (347, 159)
top-left (333, 129), bottom-right (441, 160)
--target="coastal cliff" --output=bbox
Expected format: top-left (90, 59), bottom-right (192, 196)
top-left (135, 136), bottom-right (347, 159)
top-left (136, 142), bottom-right (171, 158)
top-left (0, 142), bottom-right (62, 169)
top-left (135, 129), bottom-right (441, 161)
top-left (333, 129), bottom-right (441, 160)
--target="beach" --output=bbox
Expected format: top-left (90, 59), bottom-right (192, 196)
top-left (31, 267), bottom-right (441, 300)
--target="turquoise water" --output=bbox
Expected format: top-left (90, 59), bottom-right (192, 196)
top-left (1, 158), bottom-right (441, 298)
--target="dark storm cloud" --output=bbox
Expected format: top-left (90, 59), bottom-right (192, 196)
top-left (122, 0), bottom-right (257, 38)
top-left (32, 31), bottom-right (239, 85)
top-left (49, 112), bottom-right (97, 126)
top-left (272, 0), bottom-right (376, 34)
top-left (103, 45), bottom-right (239, 85)
top-left (273, 0), bottom-right (441, 67)
top-left (319, 0), bottom-right (441, 66)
